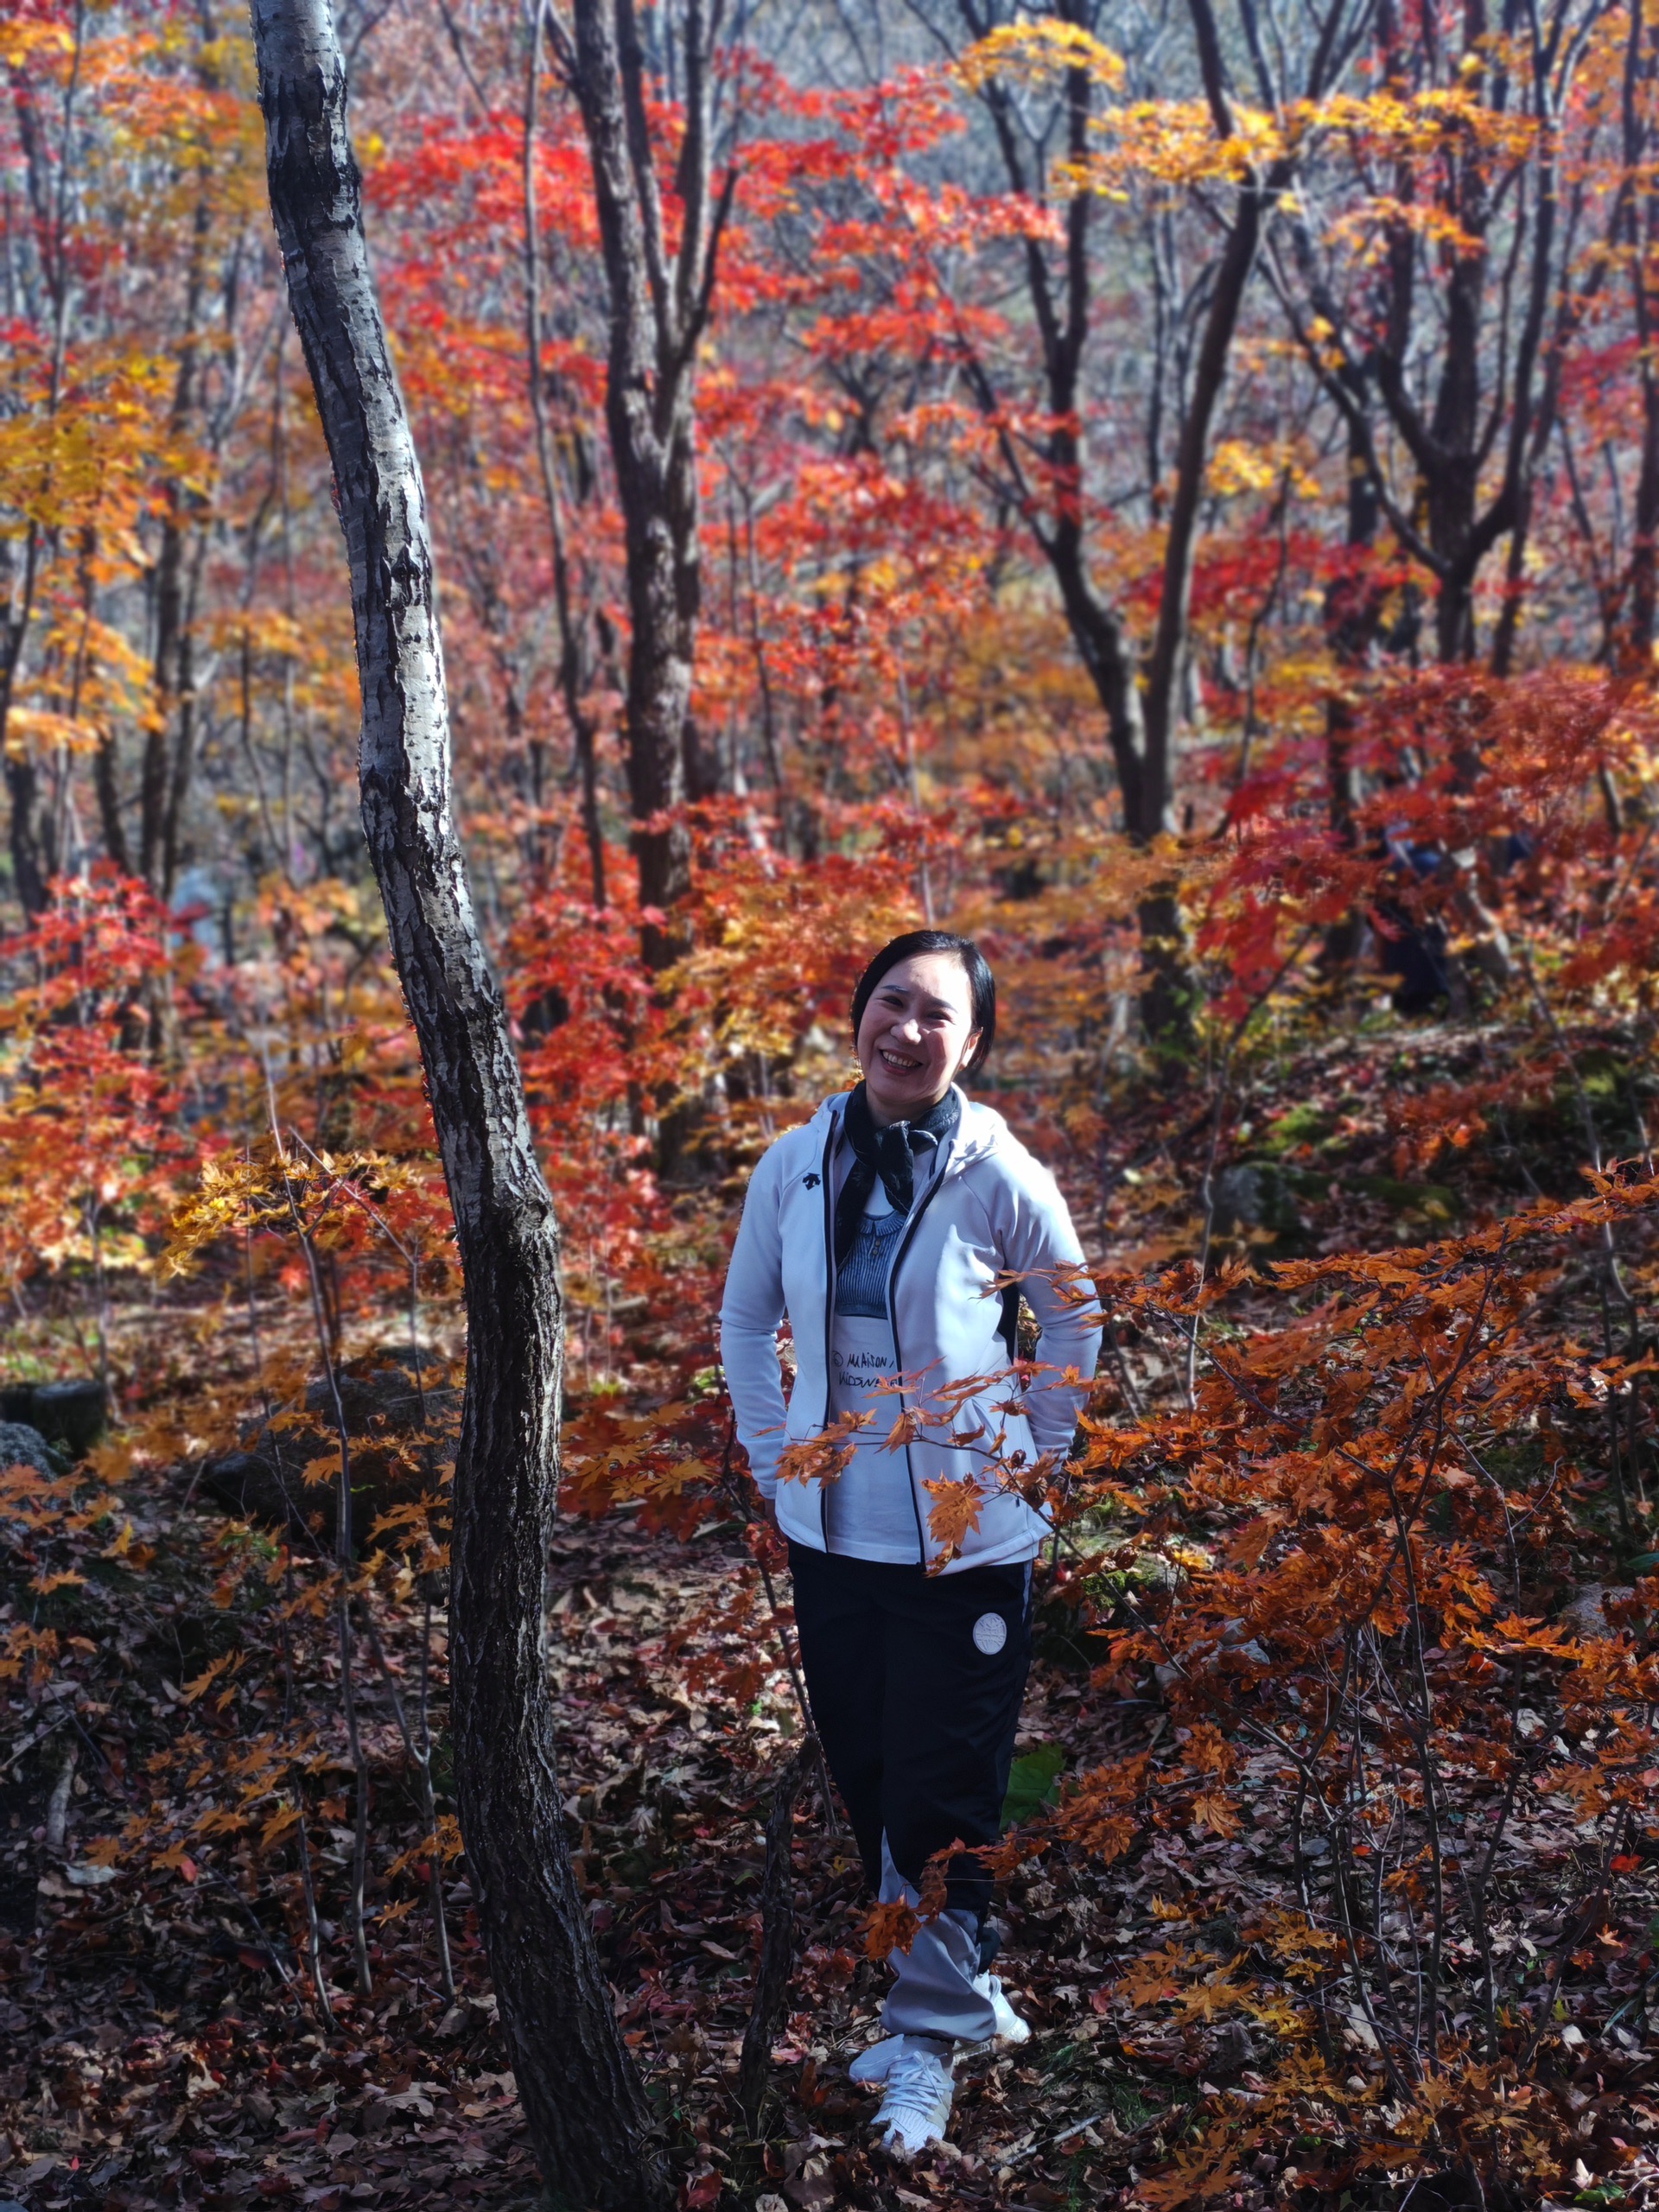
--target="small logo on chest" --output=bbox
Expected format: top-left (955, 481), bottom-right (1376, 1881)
top-left (802, 1173), bottom-right (822, 1188)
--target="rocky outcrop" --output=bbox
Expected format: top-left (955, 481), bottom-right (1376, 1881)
top-left (0, 1381), bottom-right (105, 1458)
top-left (197, 1351), bottom-right (456, 1545)
top-left (0, 1421), bottom-right (55, 1478)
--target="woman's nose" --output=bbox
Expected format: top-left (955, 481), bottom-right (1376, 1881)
top-left (892, 1014), bottom-right (922, 1041)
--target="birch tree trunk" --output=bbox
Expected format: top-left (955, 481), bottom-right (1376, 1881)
top-left (248, 2), bottom-right (671, 2202)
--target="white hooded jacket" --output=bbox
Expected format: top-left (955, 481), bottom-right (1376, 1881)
top-left (719, 1087), bottom-right (1100, 1572)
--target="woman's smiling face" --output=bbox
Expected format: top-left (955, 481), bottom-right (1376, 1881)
top-left (855, 951), bottom-right (981, 1125)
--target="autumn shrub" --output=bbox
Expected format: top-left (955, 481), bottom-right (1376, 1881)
top-left (0, 874), bottom-right (199, 1364)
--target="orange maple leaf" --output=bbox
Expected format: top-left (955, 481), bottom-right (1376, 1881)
top-left (923, 1474), bottom-right (986, 1556)
top-left (864, 1898), bottom-right (919, 1961)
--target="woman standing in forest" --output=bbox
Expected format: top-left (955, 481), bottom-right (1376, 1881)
top-left (720, 931), bottom-right (1099, 2157)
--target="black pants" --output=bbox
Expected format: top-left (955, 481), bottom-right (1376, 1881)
top-left (788, 1541), bottom-right (1033, 1924)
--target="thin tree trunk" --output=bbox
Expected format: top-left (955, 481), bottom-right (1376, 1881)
top-left (1320, 401), bottom-right (1379, 974)
top-left (2, 517), bottom-right (49, 918)
top-left (1139, 135), bottom-right (1268, 823)
top-left (578, 0), bottom-right (695, 961)
top-left (524, 10), bottom-right (607, 907)
top-left (1132, 0), bottom-right (1306, 1046)
top-left (738, 1734), bottom-right (817, 2129)
top-left (953, 0), bottom-right (1346, 1042)
top-left (3, 0), bottom-right (83, 920)
top-left (1624, 0), bottom-right (1659, 664)
top-left (143, 193), bottom-right (211, 893)
top-left (564, 0), bottom-right (734, 968)
top-left (86, 521), bottom-right (131, 871)
top-left (3, 754), bottom-right (48, 918)
top-left (93, 732), bottom-right (130, 875)
top-left (249, 2), bottom-right (671, 2201)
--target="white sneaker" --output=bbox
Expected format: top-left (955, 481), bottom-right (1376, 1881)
top-left (873, 2037), bottom-right (954, 2158)
top-left (849, 2036), bottom-right (902, 2085)
top-left (849, 1972), bottom-right (1030, 2082)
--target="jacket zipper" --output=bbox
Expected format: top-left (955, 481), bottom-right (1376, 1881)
top-left (886, 1152), bottom-right (957, 1565)
top-left (817, 1115), bottom-right (838, 1548)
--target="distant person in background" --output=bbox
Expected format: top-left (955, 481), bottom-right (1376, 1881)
top-left (720, 930), bottom-right (1099, 2158)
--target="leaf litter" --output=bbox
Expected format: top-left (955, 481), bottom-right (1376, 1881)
top-left (8, 1017), bottom-right (1659, 2212)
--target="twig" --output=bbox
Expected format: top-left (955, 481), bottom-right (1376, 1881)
top-left (738, 1732), bottom-right (817, 2130)
top-left (276, 1550), bottom-right (334, 2026)
top-left (292, 1802), bottom-right (335, 2026)
top-left (1, 1707), bottom-right (73, 1774)
top-left (262, 1065), bottom-right (373, 1997)
top-left (719, 1405), bottom-right (844, 1836)
top-left (359, 1596), bottom-right (456, 2000)
top-left (1185, 930), bottom-right (1317, 1408)
top-left (753, 1546), bottom-right (844, 1841)
top-left (43, 1739), bottom-right (78, 1857)
top-left (1519, 949), bottom-right (1639, 1536)
top-left (198, 1866), bottom-right (301, 1993)
top-left (1005, 2109), bottom-right (1109, 2167)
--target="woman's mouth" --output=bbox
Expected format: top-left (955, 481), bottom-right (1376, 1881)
top-left (878, 1048), bottom-right (923, 1073)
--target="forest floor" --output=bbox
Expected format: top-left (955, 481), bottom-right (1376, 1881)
top-left (2, 1478), bottom-right (1193, 2212)
top-left (11, 1472), bottom-right (1659, 2212)
top-left (6, 1012), bottom-right (1659, 2211)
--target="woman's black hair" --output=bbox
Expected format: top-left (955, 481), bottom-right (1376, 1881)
top-left (850, 931), bottom-right (996, 1081)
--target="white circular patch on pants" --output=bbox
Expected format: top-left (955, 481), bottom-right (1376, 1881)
top-left (972, 1611), bottom-right (1008, 1656)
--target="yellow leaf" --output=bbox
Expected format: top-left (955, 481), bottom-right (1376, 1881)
top-left (1133, 2137), bottom-right (1242, 2209)
top-left (86, 1440), bottom-right (134, 1487)
top-left (959, 19), bottom-right (1126, 92)
top-left (1192, 1791), bottom-right (1242, 1839)
top-left (259, 1804), bottom-right (301, 1851)
top-left (1114, 1947), bottom-right (1185, 2006)
top-left (181, 1649), bottom-right (242, 1703)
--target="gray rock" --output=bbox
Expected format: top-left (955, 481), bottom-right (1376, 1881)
top-left (303, 1353), bottom-right (451, 1435)
top-left (0, 1421), bottom-right (54, 1478)
top-left (1209, 2019), bottom-right (1255, 2074)
top-left (1211, 1161), bottom-right (1307, 1241)
top-left (1561, 1583), bottom-right (1608, 1637)
top-left (0, 1379), bottom-right (105, 1455)
top-left (31, 1380), bottom-right (107, 1455)
top-left (1560, 1583), bottom-right (1635, 1640)
top-left (200, 1350), bottom-right (455, 1540)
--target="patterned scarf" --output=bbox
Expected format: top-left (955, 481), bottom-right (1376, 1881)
top-left (832, 1082), bottom-right (962, 1266)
